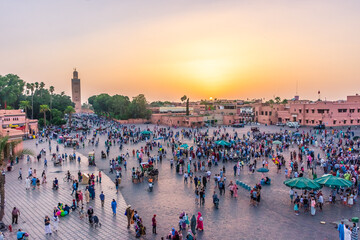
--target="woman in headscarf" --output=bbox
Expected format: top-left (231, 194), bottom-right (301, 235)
top-left (190, 215), bottom-right (196, 235)
top-left (184, 212), bottom-right (190, 227)
top-left (84, 188), bottom-right (90, 204)
top-left (310, 198), bottom-right (316, 216)
top-left (232, 184), bottom-right (238, 198)
top-left (196, 212), bottom-right (204, 231)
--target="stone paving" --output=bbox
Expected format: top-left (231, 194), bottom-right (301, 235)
top-left (2, 124), bottom-right (360, 240)
top-left (2, 142), bottom-right (133, 240)
top-left (76, 124), bottom-right (360, 240)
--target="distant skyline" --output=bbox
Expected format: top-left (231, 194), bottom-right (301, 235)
top-left (1, 0), bottom-right (360, 103)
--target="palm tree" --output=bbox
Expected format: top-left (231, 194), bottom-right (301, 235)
top-left (40, 105), bottom-right (50, 127)
top-left (19, 100), bottom-right (31, 118)
top-left (180, 95), bottom-right (187, 102)
top-left (39, 82), bottom-right (45, 96)
top-left (34, 82), bottom-right (39, 91)
top-left (49, 86), bottom-right (55, 122)
top-left (180, 95), bottom-right (190, 116)
top-left (64, 106), bottom-right (76, 127)
top-left (0, 136), bottom-right (33, 223)
top-left (26, 83), bottom-right (35, 119)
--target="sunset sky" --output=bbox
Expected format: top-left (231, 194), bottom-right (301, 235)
top-left (1, 0), bottom-right (360, 103)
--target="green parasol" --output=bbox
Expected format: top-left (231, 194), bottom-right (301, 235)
top-left (180, 144), bottom-right (189, 149)
top-left (256, 168), bottom-right (269, 173)
top-left (215, 140), bottom-right (231, 147)
top-left (314, 174), bottom-right (353, 188)
top-left (284, 177), bottom-right (322, 190)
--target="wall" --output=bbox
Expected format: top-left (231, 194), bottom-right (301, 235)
top-left (115, 119), bottom-right (148, 124)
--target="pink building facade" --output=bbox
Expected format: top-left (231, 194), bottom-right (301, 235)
top-left (151, 114), bottom-right (204, 127)
top-left (256, 95), bottom-right (360, 127)
top-left (0, 110), bottom-right (38, 137)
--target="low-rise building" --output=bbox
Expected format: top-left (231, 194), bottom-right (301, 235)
top-left (254, 95), bottom-right (360, 127)
top-left (0, 110), bottom-right (38, 137)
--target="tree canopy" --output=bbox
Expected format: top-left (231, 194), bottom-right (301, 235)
top-left (89, 93), bottom-right (151, 120)
top-left (0, 74), bottom-right (75, 126)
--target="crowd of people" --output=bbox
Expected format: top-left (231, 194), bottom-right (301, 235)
top-left (4, 113), bottom-right (360, 239)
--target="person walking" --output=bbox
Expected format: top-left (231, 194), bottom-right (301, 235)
top-left (289, 188), bottom-right (294, 203)
top-left (310, 198), bottom-right (316, 216)
top-left (125, 205), bottom-right (134, 228)
top-left (351, 222), bottom-right (358, 240)
top-left (152, 214), bottom-right (157, 234)
top-left (78, 190), bottom-right (84, 206)
top-left (44, 215), bottom-right (52, 236)
top-left (84, 188), bottom-right (90, 204)
top-left (71, 181), bottom-right (77, 195)
top-left (18, 168), bottom-right (22, 180)
top-left (52, 215), bottom-right (59, 232)
top-left (196, 212), bottom-right (204, 231)
top-left (100, 191), bottom-right (105, 207)
top-left (338, 220), bottom-right (345, 240)
top-left (12, 207), bottom-right (20, 224)
top-left (190, 215), bottom-right (196, 235)
top-left (111, 199), bottom-right (117, 216)
top-left (25, 177), bottom-right (30, 190)
top-left (115, 178), bottom-right (119, 193)
top-left (98, 171), bottom-right (102, 183)
top-left (87, 207), bottom-right (94, 224)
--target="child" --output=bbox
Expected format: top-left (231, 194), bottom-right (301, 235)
top-left (328, 195), bottom-right (332, 204)
top-left (79, 206), bottom-right (85, 220)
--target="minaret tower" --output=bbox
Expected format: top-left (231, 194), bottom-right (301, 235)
top-left (71, 68), bottom-right (81, 113)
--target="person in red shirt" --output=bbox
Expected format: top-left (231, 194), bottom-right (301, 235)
top-left (152, 214), bottom-right (157, 234)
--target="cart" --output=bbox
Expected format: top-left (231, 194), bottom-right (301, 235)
top-left (88, 151), bottom-right (96, 166)
top-left (251, 127), bottom-right (260, 132)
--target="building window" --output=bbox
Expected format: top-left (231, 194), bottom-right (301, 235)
top-left (358, 120), bottom-right (360, 123)
top-left (311, 110), bottom-right (315, 113)
top-left (269, 111), bottom-right (272, 116)
top-left (177, 121), bottom-right (179, 124)
top-left (333, 120), bottom-right (336, 124)
top-left (265, 111), bottom-right (268, 116)
top-left (344, 120), bottom-right (347, 124)
top-left (306, 109), bottom-right (309, 113)
top-left (358, 109), bottom-right (360, 113)
top-left (299, 119), bottom-right (302, 123)
top-left (338, 109), bottom-right (348, 113)
top-left (306, 120), bottom-right (309, 124)
top-left (299, 109), bottom-right (302, 113)
top-left (229, 120), bottom-right (231, 123)
top-left (294, 109), bottom-right (296, 112)
top-left (261, 111), bottom-right (264, 115)
top-left (256, 111), bottom-right (258, 116)
top-left (351, 120), bottom-right (353, 124)
top-left (311, 120), bottom-right (315, 124)
top-left (350, 109), bottom-right (355, 113)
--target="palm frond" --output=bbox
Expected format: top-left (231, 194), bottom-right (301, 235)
top-left (14, 149), bottom-right (34, 157)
